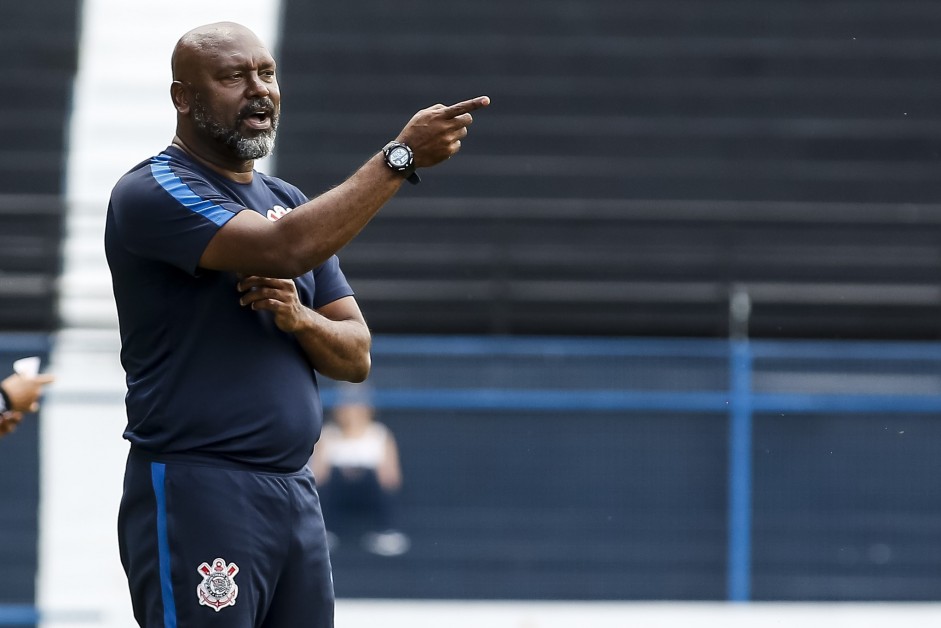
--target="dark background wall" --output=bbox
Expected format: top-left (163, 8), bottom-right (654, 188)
top-left (330, 405), bottom-right (941, 601)
top-left (331, 407), bottom-right (729, 601)
top-left (277, 0), bottom-right (941, 340)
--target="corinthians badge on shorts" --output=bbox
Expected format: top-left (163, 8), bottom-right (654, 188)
top-left (196, 557), bottom-right (239, 611)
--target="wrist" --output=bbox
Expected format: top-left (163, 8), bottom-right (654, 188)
top-left (382, 141), bottom-right (420, 185)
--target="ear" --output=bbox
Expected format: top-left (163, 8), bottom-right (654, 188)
top-left (170, 81), bottom-right (191, 115)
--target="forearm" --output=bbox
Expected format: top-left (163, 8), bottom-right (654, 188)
top-left (236, 281), bottom-right (370, 380)
top-left (276, 154), bottom-right (403, 274)
top-left (294, 309), bottom-right (372, 383)
top-left (276, 94), bottom-right (488, 273)
top-left (200, 95), bottom-right (490, 278)
top-left (201, 154), bottom-right (403, 278)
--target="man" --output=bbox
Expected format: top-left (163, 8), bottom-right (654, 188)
top-left (105, 21), bottom-right (488, 628)
top-left (0, 371), bottom-right (55, 437)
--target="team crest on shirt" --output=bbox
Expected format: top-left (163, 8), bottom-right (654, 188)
top-left (266, 204), bottom-right (294, 221)
top-left (196, 557), bottom-right (239, 611)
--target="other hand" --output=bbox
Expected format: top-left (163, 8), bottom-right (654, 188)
top-left (1, 372), bottom-right (55, 413)
top-left (237, 275), bottom-right (309, 333)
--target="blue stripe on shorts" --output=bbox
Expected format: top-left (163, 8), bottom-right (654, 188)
top-left (151, 463), bottom-right (177, 628)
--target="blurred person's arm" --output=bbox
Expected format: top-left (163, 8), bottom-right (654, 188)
top-left (377, 428), bottom-right (403, 491)
top-left (310, 431), bottom-right (334, 484)
top-left (0, 411), bottom-right (24, 438)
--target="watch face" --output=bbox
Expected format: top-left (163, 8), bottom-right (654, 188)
top-left (389, 146), bottom-right (411, 168)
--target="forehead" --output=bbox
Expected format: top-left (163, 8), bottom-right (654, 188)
top-left (184, 28), bottom-right (275, 74)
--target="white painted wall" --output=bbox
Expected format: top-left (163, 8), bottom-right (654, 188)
top-left (334, 600), bottom-right (941, 628)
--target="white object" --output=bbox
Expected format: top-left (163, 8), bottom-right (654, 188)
top-left (320, 422), bottom-right (390, 469)
top-left (13, 356), bottom-right (41, 378)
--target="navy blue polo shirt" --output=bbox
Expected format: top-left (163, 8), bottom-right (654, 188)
top-left (105, 146), bottom-right (353, 471)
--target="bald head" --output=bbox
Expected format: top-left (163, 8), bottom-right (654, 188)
top-left (171, 22), bottom-right (267, 82)
top-left (169, 22), bottom-right (280, 165)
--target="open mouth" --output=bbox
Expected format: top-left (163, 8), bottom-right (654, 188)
top-left (242, 109), bottom-right (272, 130)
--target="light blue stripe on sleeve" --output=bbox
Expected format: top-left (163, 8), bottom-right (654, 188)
top-left (150, 154), bottom-right (233, 227)
top-left (151, 463), bottom-right (178, 628)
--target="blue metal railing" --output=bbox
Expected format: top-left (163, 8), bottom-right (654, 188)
top-left (0, 607), bottom-right (99, 626)
top-left (0, 607), bottom-right (34, 626)
top-left (727, 339), bottom-right (753, 602)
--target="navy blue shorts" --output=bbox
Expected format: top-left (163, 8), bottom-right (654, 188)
top-left (118, 449), bottom-right (334, 628)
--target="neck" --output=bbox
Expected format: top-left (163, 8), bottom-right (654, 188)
top-left (171, 136), bottom-right (254, 184)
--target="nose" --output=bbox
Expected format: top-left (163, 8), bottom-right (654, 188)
top-left (246, 72), bottom-right (271, 98)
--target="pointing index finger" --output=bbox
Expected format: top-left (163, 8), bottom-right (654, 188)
top-left (443, 95), bottom-right (491, 118)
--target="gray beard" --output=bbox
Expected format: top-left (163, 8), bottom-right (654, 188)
top-left (192, 98), bottom-right (278, 160)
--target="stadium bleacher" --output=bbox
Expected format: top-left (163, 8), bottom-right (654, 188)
top-left (0, 0), bottom-right (75, 330)
top-left (278, 0), bottom-right (941, 340)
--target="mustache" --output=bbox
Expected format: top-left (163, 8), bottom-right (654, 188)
top-left (238, 98), bottom-right (277, 120)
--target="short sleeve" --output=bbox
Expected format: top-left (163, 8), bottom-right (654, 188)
top-left (109, 154), bottom-right (245, 275)
top-left (312, 256), bottom-right (354, 308)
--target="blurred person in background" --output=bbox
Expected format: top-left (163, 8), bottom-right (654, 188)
top-left (312, 384), bottom-right (409, 557)
top-left (0, 371), bottom-right (55, 438)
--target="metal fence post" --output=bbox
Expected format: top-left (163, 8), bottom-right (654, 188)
top-left (728, 286), bottom-right (753, 601)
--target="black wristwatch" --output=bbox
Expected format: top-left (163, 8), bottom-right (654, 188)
top-left (382, 141), bottom-right (420, 185)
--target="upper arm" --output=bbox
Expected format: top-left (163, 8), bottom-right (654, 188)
top-left (110, 166), bottom-right (243, 275)
top-left (198, 209), bottom-right (295, 276)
